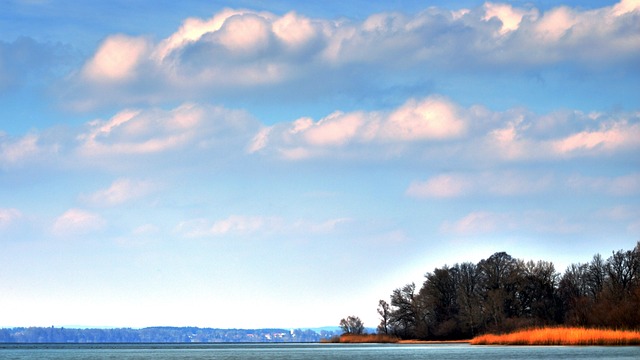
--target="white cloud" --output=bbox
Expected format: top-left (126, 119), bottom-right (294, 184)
top-left (83, 178), bottom-right (158, 207)
top-left (0, 208), bottom-right (22, 229)
top-left (381, 97), bottom-right (466, 141)
top-left (82, 35), bottom-right (150, 82)
top-left (254, 95), bottom-right (466, 159)
top-left (612, 0), bottom-right (640, 16)
top-left (533, 6), bottom-right (577, 43)
top-left (272, 11), bottom-right (319, 49)
top-left (483, 2), bottom-right (537, 35)
top-left (175, 215), bottom-right (349, 238)
top-left (210, 215), bottom-right (268, 235)
top-left (406, 175), bottom-right (472, 198)
top-left (75, 103), bottom-right (257, 161)
top-left (485, 116), bottom-right (534, 161)
top-left (551, 121), bottom-right (640, 156)
top-left (407, 171), bottom-right (553, 199)
top-left (254, 96), bottom-right (639, 162)
top-left (0, 133), bottom-right (41, 165)
top-left (247, 127), bottom-right (271, 153)
top-left (441, 210), bottom-right (582, 236)
top-left (441, 211), bottom-right (501, 235)
top-left (303, 111), bottom-right (366, 146)
top-left (67, 1), bottom-right (640, 108)
top-left (2, 94), bottom-right (637, 172)
top-left (0, 131), bottom-right (61, 169)
top-left (408, 171), bottom-right (640, 200)
top-left (152, 9), bottom-right (250, 62)
top-left (483, 111), bottom-right (640, 162)
top-left (76, 105), bottom-right (200, 156)
top-left (215, 13), bottom-right (272, 54)
top-left (52, 208), bottom-right (106, 237)
top-left (176, 215), bottom-right (277, 238)
top-left (147, 9), bottom-right (326, 90)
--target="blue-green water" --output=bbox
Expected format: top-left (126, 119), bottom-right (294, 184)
top-left (0, 343), bottom-right (638, 359)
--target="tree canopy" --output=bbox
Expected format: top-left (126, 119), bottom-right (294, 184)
top-left (377, 242), bottom-right (640, 340)
top-left (339, 316), bottom-right (365, 335)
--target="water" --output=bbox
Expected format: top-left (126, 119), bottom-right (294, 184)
top-left (0, 343), bottom-right (638, 359)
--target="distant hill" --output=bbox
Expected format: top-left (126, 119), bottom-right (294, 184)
top-left (0, 326), bottom-right (342, 343)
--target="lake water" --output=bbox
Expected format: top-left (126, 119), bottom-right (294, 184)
top-left (1, 343), bottom-right (639, 359)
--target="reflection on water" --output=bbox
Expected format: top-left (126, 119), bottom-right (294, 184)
top-left (1, 343), bottom-right (639, 360)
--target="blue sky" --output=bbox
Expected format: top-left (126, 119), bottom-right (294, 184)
top-left (1, 0), bottom-right (639, 329)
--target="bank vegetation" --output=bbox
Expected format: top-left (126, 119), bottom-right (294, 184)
top-left (470, 327), bottom-right (640, 345)
top-left (374, 242), bottom-right (640, 341)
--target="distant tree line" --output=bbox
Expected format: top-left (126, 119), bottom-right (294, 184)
top-left (376, 241), bottom-right (640, 340)
top-left (0, 327), bottom-right (340, 343)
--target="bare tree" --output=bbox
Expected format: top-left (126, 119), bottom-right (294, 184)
top-left (456, 262), bottom-right (482, 337)
top-left (389, 283), bottom-right (417, 338)
top-left (420, 266), bottom-right (459, 338)
top-left (606, 248), bottom-right (640, 297)
top-left (340, 315), bottom-right (365, 335)
top-left (377, 300), bottom-right (391, 335)
top-left (587, 254), bottom-right (606, 299)
top-left (558, 263), bottom-right (591, 325)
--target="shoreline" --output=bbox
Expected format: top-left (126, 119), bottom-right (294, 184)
top-left (397, 339), bottom-right (470, 344)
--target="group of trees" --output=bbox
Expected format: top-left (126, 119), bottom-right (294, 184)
top-left (375, 242), bottom-right (640, 340)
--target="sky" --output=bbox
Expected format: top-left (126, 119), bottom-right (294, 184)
top-left (0, 0), bottom-right (639, 330)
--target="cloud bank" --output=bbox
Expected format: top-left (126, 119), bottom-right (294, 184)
top-left (2, 96), bottom-right (639, 170)
top-left (251, 96), bottom-right (640, 162)
top-left (63, 1), bottom-right (640, 109)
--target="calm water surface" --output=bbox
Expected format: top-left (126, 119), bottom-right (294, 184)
top-left (1, 343), bottom-right (639, 359)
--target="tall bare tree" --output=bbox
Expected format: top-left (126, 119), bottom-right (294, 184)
top-left (377, 300), bottom-right (391, 335)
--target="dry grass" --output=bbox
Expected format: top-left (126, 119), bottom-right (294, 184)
top-left (470, 327), bottom-right (640, 346)
top-left (321, 334), bottom-right (399, 343)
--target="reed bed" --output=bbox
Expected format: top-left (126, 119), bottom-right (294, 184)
top-left (470, 327), bottom-right (640, 346)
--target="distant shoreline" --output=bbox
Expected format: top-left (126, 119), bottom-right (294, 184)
top-left (0, 327), bottom-right (340, 343)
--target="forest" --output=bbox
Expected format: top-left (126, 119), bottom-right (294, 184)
top-left (376, 241), bottom-right (640, 340)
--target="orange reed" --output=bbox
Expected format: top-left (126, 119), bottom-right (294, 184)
top-left (470, 327), bottom-right (640, 345)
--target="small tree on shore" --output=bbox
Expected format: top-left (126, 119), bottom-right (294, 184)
top-left (340, 315), bottom-right (365, 335)
top-left (377, 300), bottom-right (391, 334)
